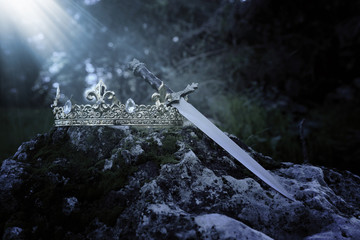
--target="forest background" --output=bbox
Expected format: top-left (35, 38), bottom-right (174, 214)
top-left (1, 0), bottom-right (359, 174)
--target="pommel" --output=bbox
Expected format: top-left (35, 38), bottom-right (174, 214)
top-left (128, 58), bottom-right (145, 76)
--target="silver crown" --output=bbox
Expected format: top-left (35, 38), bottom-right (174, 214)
top-left (51, 80), bottom-right (186, 127)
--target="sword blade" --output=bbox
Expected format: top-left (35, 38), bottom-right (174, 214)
top-left (173, 98), bottom-right (294, 201)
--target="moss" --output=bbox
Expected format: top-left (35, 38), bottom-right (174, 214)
top-left (136, 131), bottom-right (181, 168)
top-left (162, 134), bottom-right (180, 154)
top-left (122, 138), bottom-right (135, 151)
top-left (85, 134), bottom-right (96, 144)
top-left (139, 153), bottom-right (179, 169)
top-left (157, 155), bottom-right (179, 165)
top-left (137, 152), bottom-right (157, 165)
top-left (4, 127), bottom-right (185, 237)
top-left (7, 129), bottom-right (141, 237)
top-left (98, 164), bottom-right (137, 194)
top-left (102, 127), bottom-right (122, 142)
top-left (97, 206), bottom-right (125, 226)
top-left (138, 151), bottom-right (179, 166)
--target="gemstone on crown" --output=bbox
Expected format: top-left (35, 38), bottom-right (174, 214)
top-left (63, 100), bottom-right (72, 115)
top-left (125, 98), bottom-right (136, 114)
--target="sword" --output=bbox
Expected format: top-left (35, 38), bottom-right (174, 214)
top-left (128, 59), bottom-right (295, 201)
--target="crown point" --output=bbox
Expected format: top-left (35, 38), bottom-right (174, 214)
top-left (125, 98), bottom-right (136, 113)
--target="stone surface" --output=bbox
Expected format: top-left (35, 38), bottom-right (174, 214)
top-left (195, 213), bottom-right (272, 240)
top-left (1, 126), bottom-right (360, 239)
top-left (63, 197), bottom-right (79, 216)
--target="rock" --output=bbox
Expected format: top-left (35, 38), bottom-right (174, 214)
top-left (195, 213), bottom-right (273, 240)
top-left (130, 144), bottom-right (144, 158)
top-left (63, 197), bottom-right (79, 216)
top-left (0, 159), bottom-right (25, 214)
top-left (0, 159), bottom-right (24, 191)
top-left (0, 126), bottom-right (359, 239)
top-left (103, 159), bottom-right (113, 171)
top-left (2, 227), bottom-right (25, 240)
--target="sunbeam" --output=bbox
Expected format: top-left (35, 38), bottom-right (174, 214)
top-left (0, 0), bottom-right (102, 61)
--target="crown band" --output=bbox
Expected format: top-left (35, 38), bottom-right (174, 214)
top-left (53, 104), bottom-right (184, 127)
top-left (52, 80), bottom-right (184, 127)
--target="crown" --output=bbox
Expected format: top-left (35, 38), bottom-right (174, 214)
top-left (51, 80), bottom-right (186, 127)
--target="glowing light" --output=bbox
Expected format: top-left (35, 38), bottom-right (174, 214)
top-left (0, 0), bottom-right (67, 37)
top-left (84, 0), bottom-right (101, 5)
top-left (0, 0), bottom-right (100, 61)
top-left (5, 0), bottom-right (45, 23)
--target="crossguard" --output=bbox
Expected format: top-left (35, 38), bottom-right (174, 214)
top-left (165, 83), bottom-right (198, 105)
top-left (151, 82), bottom-right (198, 107)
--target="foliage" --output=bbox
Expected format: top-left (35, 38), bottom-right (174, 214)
top-left (210, 92), bottom-right (302, 163)
top-left (0, 108), bottom-right (53, 161)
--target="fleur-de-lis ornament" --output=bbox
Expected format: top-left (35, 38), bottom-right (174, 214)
top-left (86, 80), bottom-right (115, 110)
top-left (151, 82), bottom-right (171, 107)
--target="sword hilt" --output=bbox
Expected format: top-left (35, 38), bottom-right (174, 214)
top-left (128, 59), bottom-right (173, 93)
top-left (128, 59), bottom-right (198, 105)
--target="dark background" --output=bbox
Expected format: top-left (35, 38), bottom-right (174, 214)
top-left (1, 0), bottom-right (359, 174)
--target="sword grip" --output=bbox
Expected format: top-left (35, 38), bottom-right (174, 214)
top-left (128, 59), bottom-right (173, 93)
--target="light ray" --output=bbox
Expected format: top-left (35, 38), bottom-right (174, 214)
top-left (0, 0), bottom-right (104, 61)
